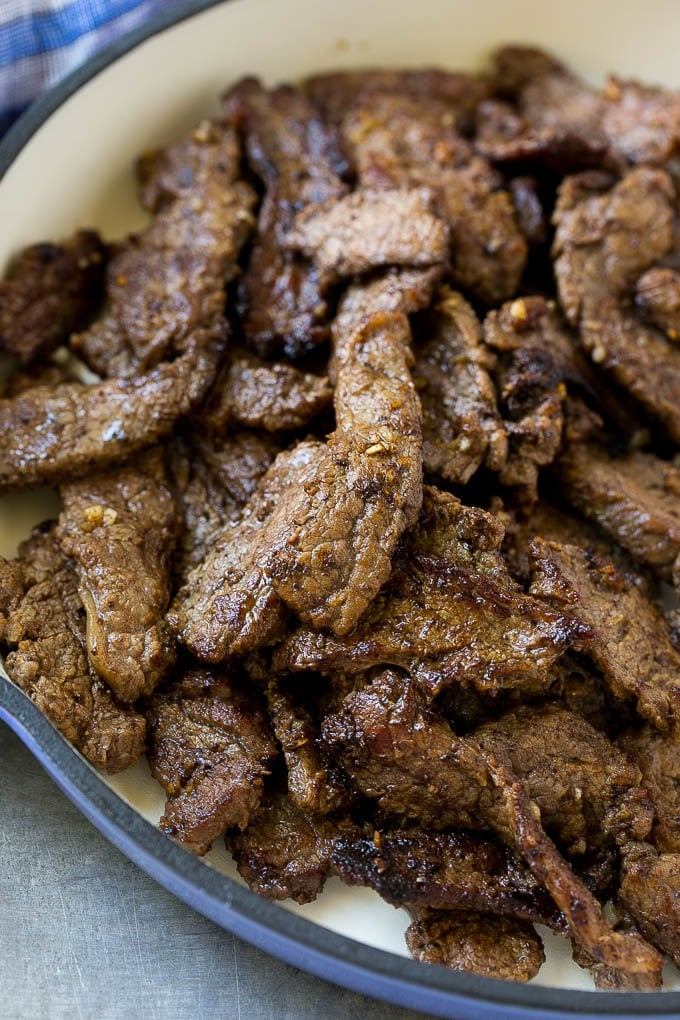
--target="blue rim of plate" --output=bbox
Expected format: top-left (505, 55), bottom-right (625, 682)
top-left (1, 2), bottom-right (679, 1016)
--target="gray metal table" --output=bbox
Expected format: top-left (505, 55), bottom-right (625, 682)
top-left (0, 724), bottom-right (431, 1020)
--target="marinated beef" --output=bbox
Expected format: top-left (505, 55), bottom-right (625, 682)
top-left (225, 78), bottom-right (347, 359)
top-left (168, 440), bottom-right (325, 661)
top-left (529, 538), bottom-right (680, 731)
top-left (552, 168), bottom-right (680, 441)
top-left (73, 121), bottom-right (255, 377)
top-left (556, 443), bottom-right (680, 580)
top-left (0, 525), bottom-right (145, 772)
top-left (284, 187), bottom-right (448, 284)
top-left (0, 231), bottom-right (106, 364)
top-left (277, 489), bottom-right (586, 697)
top-left (341, 91), bottom-right (527, 304)
top-left (57, 449), bottom-right (177, 703)
top-left (619, 843), bottom-right (680, 966)
top-left (618, 727), bottom-right (680, 853)
top-left (635, 266), bottom-right (680, 340)
top-left (202, 349), bottom-right (332, 434)
top-left (145, 669), bottom-right (277, 855)
top-left (332, 829), bottom-right (563, 928)
top-left (404, 908), bottom-right (545, 982)
top-left (414, 287), bottom-right (507, 485)
top-left (267, 301), bottom-right (423, 635)
top-left (0, 322), bottom-right (224, 493)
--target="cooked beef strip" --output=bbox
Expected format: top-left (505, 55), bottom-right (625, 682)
top-left (320, 670), bottom-right (662, 979)
top-left (264, 675), bottom-right (351, 815)
top-left (284, 188), bottom-right (449, 285)
top-left (619, 843), bottom-right (680, 966)
top-left (493, 45), bottom-right (680, 167)
top-left (474, 98), bottom-right (607, 174)
top-left (168, 440), bottom-right (325, 661)
top-left (529, 538), bottom-right (680, 732)
top-left (618, 727), bottom-right (680, 854)
top-left (341, 91), bottom-right (527, 304)
top-left (414, 287), bottom-right (507, 485)
top-left (56, 449), bottom-right (177, 703)
top-left (304, 68), bottom-right (491, 131)
top-left (0, 321), bottom-right (224, 493)
top-left (267, 300), bottom-right (423, 636)
top-left (404, 908), bottom-right (545, 982)
top-left (0, 231), bottom-right (106, 365)
top-left (168, 429), bottom-right (281, 584)
top-left (0, 525), bottom-right (145, 772)
top-left (332, 829), bottom-right (564, 929)
top-left (73, 121), bottom-right (256, 377)
top-left (572, 919), bottom-right (663, 991)
top-left (276, 488), bottom-right (587, 697)
top-left (555, 443), bottom-right (680, 581)
top-left (552, 168), bottom-right (680, 441)
top-left (228, 790), bottom-right (356, 903)
top-left (635, 266), bottom-right (680, 341)
top-left (201, 348), bottom-right (332, 434)
top-left (225, 78), bottom-right (348, 359)
top-left (145, 668), bottom-right (277, 855)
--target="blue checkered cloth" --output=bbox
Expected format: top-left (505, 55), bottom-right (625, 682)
top-left (0, 0), bottom-right (185, 137)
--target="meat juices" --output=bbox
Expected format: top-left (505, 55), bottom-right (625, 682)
top-left (5, 50), bottom-right (680, 986)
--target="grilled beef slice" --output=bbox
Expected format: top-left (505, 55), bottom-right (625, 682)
top-left (635, 266), bottom-right (680, 340)
top-left (341, 91), bottom-right (527, 304)
top-left (619, 843), bottom-right (680, 966)
top-left (320, 670), bottom-right (662, 980)
top-left (0, 525), bottom-right (145, 772)
top-left (73, 120), bottom-right (255, 377)
top-left (618, 727), bottom-right (680, 853)
top-left (0, 231), bottom-right (106, 364)
top-left (0, 322), bottom-right (224, 493)
top-left (414, 287), bottom-right (507, 485)
top-left (267, 296), bottom-right (423, 635)
top-left (225, 78), bottom-right (348, 359)
top-left (168, 440), bottom-right (325, 661)
top-left (404, 908), bottom-right (545, 982)
top-left (57, 449), bottom-right (177, 702)
top-left (277, 488), bottom-right (587, 697)
top-left (529, 538), bottom-right (680, 732)
top-left (145, 669), bottom-right (277, 855)
top-left (552, 168), bottom-right (680, 441)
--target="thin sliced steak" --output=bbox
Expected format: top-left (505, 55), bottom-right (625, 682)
top-left (618, 727), bottom-right (680, 853)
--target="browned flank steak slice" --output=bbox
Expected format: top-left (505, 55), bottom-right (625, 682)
top-left (0, 526), bottom-right (145, 772)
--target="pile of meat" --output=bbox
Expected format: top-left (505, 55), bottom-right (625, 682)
top-left (5, 46), bottom-right (680, 989)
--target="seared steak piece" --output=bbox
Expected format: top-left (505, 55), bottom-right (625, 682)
top-left (321, 670), bottom-right (662, 980)
top-left (305, 67), bottom-right (491, 131)
top-left (268, 299), bottom-right (423, 636)
top-left (277, 489), bottom-right (586, 697)
top-left (57, 449), bottom-right (177, 703)
top-left (529, 538), bottom-right (680, 732)
top-left (341, 91), bottom-right (526, 304)
top-left (414, 287), bottom-right (507, 485)
top-left (0, 231), bottom-right (106, 365)
top-left (284, 188), bottom-right (448, 285)
top-left (264, 675), bottom-right (350, 815)
top-left (168, 440), bottom-right (325, 661)
top-left (332, 829), bottom-right (564, 928)
top-left (556, 444), bottom-right (680, 581)
top-left (0, 322), bottom-right (224, 493)
top-left (225, 78), bottom-right (348, 359)
top-left (404, 908), bottom-right (545, 982)
top-left (73, 121), bottom-right (256, 377)
top-left (635, 266), bottom-right (680, 340)
top-left (332, 267), bottom-right (442, 339)
top-left (619, 843), bottom-right (680, 966)
top-left (572, 922), bottom-right (662, 991)
top-left (618, 727), bottom-right (680, 853)
top-left (0, 525), bottom-right (145, 772)
top-left (202, 349), bottom-right (332, 434)
top-left (168, 429), bottom-right (281, 583)
top-left (552, 168), bottom-right (680, 441)
top-left (493, 45), bottom-right (680, 167)
top-left (229, 791), bottom-right (355, 903)
top-left (145, 669), bottom-right (277, 855)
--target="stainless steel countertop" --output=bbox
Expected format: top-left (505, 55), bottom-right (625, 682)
top-left (0, 723), bottom-right (430, 1020)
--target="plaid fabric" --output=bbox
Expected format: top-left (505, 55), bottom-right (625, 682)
top-left (0, 0), bottom-right (185, 137)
